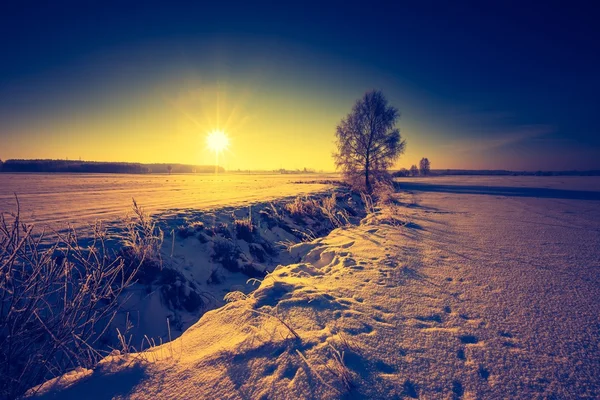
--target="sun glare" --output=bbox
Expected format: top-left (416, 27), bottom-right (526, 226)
top-left (206, 130), bottom-right (229, 153)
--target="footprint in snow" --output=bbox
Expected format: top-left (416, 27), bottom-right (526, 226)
top-left (375, 360), bottom-right (396, 374)
top-left (342, 257), bottom-right (357, 267)
top-left (452, 380), bottom-right (464, 399)
top-left (459, 335), bottom-right (479, 345)
top-left (478, 365), bottom-right (490, 381)
top-left (415, 314), bottom-right (443, 323)
top-left (402, 379), bottom-right (419, 398)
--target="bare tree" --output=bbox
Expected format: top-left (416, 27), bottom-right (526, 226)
top-left (419, 158), bottom-right (430, 176)
top-left (333, 90), bottom-right (406, 192)
top-left (410, 165), bottom-right (419, 176)
top-left (167, 165), bottom-right (172, 175)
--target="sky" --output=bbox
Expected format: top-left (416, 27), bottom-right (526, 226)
top-left (1, 1), bottom-right (599, 171)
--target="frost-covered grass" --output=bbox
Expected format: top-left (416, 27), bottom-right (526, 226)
top-left (0, 201), bottom-right (140, 400)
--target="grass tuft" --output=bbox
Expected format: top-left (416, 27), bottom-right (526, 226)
top-left (234, 217), bottom-right (254, 242)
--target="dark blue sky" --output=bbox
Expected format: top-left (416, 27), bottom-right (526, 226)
top-left (1, 1), bottom-right (599, 170)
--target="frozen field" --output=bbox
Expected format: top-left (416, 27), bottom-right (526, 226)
top-left (396, 175), bottom-right (600, 197)
top-left (32, 175), bottom-right (600, 399)
top-left (0, 173), bottom-right (336, 229)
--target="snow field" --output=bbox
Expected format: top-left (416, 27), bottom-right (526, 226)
top-left (30, 177), bottom-right (600, 399)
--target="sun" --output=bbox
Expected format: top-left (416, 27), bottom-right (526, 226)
top-left (206, 130), bottom-right (229, 153)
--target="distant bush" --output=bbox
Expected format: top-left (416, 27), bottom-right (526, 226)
top-left (392, 168), bottom-right (409, 177)
top-left (0, 159), bottom-right (150, 174)
top-left (0, 200), bottom-right (140, 400)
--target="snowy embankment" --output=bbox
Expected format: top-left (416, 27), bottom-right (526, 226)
top-left (105, 187), bottom-right (363, 346)
top-left (31, 180), bottom-right (600, 399)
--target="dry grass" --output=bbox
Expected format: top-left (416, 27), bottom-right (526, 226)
top-left (0, 197), bottom-right (141, 399)
top-left (360, 192), bottom-right (376, 215)
top-left (234, 217), bottom-right (254, 242)
top-left (325, 344), bottom-right (354, 392)
top-left (319, 193), bottom-right (350, 228)
top-left (372, 181), bottom-right (396, 205)
top-left (285, 196), bottom-right (321, 218)
top-left (119, 199), bottom-right (164, 283)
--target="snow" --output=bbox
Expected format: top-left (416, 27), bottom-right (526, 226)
top-left (0, 173), bottom-right (336, 231)
top-left (28, 176), bottom-right (600, 398)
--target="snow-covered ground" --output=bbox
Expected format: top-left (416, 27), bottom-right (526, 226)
top-left (0, 173), bottom-right (336, 230)
top-left (29, 177), bottom-right (600, 398)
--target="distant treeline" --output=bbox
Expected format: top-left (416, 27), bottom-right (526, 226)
top-left (0, 159), bottom-right (225, 174)
top-left (403, 169), bottom-right (600, 177)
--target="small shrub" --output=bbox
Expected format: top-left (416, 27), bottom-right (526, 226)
top-left (234, 217), bottom-right (254, 242)
top-left (360, 192), bottom-right (376, 215)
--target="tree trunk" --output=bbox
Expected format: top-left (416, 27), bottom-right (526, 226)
top-left (365, 158), bottom-right (371, 193)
